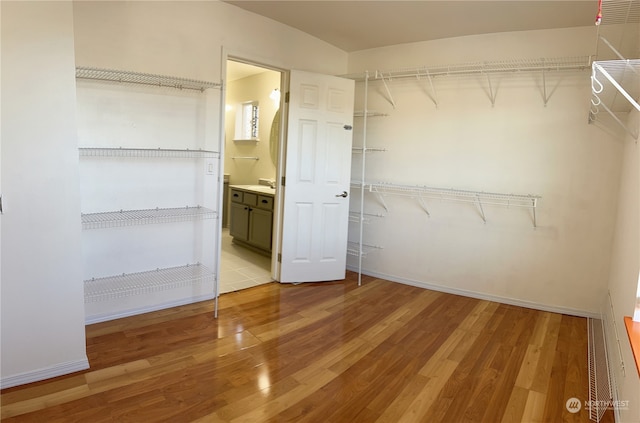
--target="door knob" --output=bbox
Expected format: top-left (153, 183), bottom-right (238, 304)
top-left (335, 191), bottom-right (348, 198)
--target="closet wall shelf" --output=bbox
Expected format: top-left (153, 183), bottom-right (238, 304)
top-left (589, 59), bottom-right (640, 140)
top-left (352, 147), bottom-right (387, 153)
top-left (81, 206), bottom-right (217, 230)
top-left (353, 111), bottom-right (389, 117)
top-left (76, 67), bottom-right (221, 92)
top-left (347, 241), bottom-right (383, 258)
top-left (79, 147), bottom-right (219, 158)
top-left (363, 182), bottom-right (541, 228)
top-left (345, 56), bottom-right (592, 82)
top-left (84, 263), bottom-right (216, 303)
top-left (344, 56), bottom-right (591, 108)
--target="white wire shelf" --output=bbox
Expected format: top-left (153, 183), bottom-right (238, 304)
top-left (352, 147), bottom-right (387, 153)
top-left (81, 206), bottom-right (216, 229)
top-left (589, 59), bottom-right (640, 139)
top-left (76, 67), bottom-right (221, 92)
top-left (347, 241), bottom-right (383, 258)
top-left (79, 147), bottom-right (219, 158)
top-left (84, 263), bottom-right (216, 303)
top-left (599, 0), bottom-right (640, 25)
top-left (353, 111), bottom-right (389, 117)
top-left (344, 56), bottom-right (591, 108)
top-left (355, 181), bottom-right (541, 227)
top-left (344, 56), bottom-right (592, 82)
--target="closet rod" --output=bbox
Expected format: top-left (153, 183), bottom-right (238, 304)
top-left (231, 156), bottom-right (259, 160)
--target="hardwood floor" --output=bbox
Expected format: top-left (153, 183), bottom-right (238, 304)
top-left (1, 272), bottom-right (613, 422)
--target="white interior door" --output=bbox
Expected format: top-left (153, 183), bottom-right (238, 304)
top-left (278, 70), bottom-right (355, 283)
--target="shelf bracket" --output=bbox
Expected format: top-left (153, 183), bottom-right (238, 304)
top-left (542, 66), bottom-right (549, 107)
top-left (598, 97), bottom-right (639, 140)
top-left (532, 198), bottom-right (538, 229)
top-left (593, 62), bottom-right (640, 113)
top-left (416, 196), bottom-right (431, 217)
top-left (417, 69), bottom-right (439, 108)
top-left (377, 71), bottom-right (397, 109)
top-left (484, 71), bottom-right (497, 107)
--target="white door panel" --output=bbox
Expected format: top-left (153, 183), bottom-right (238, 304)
top-left (279, 70), bottom-right (354, 282)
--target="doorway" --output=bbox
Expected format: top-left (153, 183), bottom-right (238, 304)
top-left (219, 59), bottom-right (282, 294)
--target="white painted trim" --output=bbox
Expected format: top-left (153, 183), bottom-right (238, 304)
top-left (347, 266), bottom-right (600, 318)
top-left (85, 293), bottom-right (217, 325)
top-left (0, 358), bottom-right (89, 390)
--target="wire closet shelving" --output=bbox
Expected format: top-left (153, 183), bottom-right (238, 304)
top-left (589, 0), bottom-right (640, 140)
top-left (84, 263), bottom-right (216, 303)
top-left (81, 206), bottom-right (217, 230)
top-left (344, 56), bottom-right (592, 108)
top-left (76, 65), bottom-right (222, 319)
top-left (76, 67), bottom-right (221, 92)
top-left (79, 147), bottom-right (219, 158)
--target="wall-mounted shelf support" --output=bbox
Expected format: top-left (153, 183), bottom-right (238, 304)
top-left (376, 71), bottom-right (397, 109)
top-left (417, 68), bottom-right (439, 108)
top-left (344, 56), bottom-right (591, 109)
top-left (484, 71), bottom-right (497, 107)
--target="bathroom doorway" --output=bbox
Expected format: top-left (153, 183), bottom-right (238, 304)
top-left (220, 59), bottom-right (282, 294)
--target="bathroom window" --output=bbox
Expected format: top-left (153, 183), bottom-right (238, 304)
top-left (234, 101), bottom-right (259, 141)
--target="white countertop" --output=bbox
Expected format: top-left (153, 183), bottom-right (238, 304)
top-left (229, 184), bottom-right (276, 196)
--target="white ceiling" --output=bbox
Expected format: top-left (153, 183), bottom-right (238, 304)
top-left (223, 0), bottom-right (598, 52)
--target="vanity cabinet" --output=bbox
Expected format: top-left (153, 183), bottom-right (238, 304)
top-left (229, 187), bottom-right (274, 253)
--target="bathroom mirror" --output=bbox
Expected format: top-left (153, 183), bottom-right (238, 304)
top-left (269, 109), bottom-right (280, 166)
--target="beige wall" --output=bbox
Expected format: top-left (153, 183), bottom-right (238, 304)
top-left (72, 1), bottom-right (348, 82)
top-left (346, 26), bottom-right (625, 315)
top-left (1, 1), bottom-right (88, 387)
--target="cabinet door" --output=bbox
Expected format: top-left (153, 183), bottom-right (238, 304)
top-left (229, 202), bottom-right (249, 242)
top-left (248, 208), bottom-right (273, 251)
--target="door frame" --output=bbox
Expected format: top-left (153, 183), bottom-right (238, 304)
top-left (218, 49), bottom-right (288, 285)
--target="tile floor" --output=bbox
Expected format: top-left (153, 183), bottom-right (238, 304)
top-left (219, 228), bottom-right (273, 294)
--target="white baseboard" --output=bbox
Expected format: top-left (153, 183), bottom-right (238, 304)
top-left (85, 293), bottom-right (218, 325)
top-left (0, 357), bottom-right (90, 390)
top-left (347, 266), bottom-right (600, 318)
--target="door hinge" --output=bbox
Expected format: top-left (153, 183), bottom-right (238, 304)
top-left (277, 253), bottom-right (282, 263)
top-left (285, 92), bottom-right (290, 103)
top-left (281, 176), bottom-right (286, 187)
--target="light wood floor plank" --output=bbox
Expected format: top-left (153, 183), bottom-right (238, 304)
top-left (1, 272), bottom-right (610, 422)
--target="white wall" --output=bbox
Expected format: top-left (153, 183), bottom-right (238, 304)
top-left (72, 1), bottom-right (348, 82)
top-left (346, 27), bottom-right (624, 315)
top-left (224, 70), bottom-right (281, 185)
top-left (1, 1), bottom-right (88, 388)
top-left (606, 108), bottom-right (640, 423)
top-left (0, 0), bottom-right (347, 388)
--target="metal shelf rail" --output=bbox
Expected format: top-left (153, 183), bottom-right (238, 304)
top-left (79, 147), bottom-right (219, 158)
top-left (344, 56), bottom-right (592, 108)
top-left (81, 206), bottom-right (216, 230)
top-left (364, 182), bottom-right (541, 228)
top-left (76, 67), bottom-right (221, 92)
top-left (84, 263), bottom-right (216, 303)
top-left (589, 59), bottom-right (640, 140)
